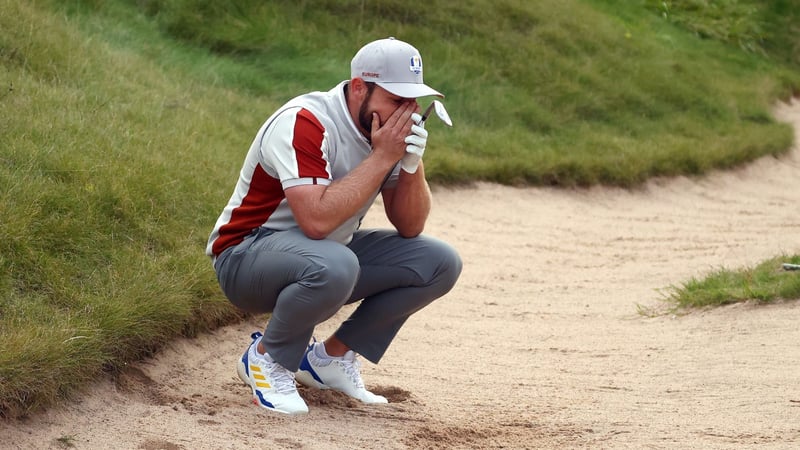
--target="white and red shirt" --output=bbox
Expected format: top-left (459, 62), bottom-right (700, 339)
top-left (206, 81), bottom-right (399, 257)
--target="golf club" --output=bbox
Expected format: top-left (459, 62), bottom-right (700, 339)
top-left (420, 99), bottom-right (453, 127)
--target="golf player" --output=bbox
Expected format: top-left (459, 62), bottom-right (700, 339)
top-left (206, 37), bottom-right (463, 415)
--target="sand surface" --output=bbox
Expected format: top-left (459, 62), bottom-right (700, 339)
top-left (3, 99), bottom-right (800, 449)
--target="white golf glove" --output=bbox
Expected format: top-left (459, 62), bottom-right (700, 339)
top-left (401, 113), bottom-right (428, 174)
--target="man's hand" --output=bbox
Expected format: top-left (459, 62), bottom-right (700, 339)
top-left (401, 113), bottom-right (428, 174)
top-left (370, 102), bottom-right (417, 165)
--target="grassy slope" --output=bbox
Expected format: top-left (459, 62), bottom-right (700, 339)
top-left (127, 0), bottom-right (799, 186)
top-left (1, 0), bottom-right (798, 417)
top-left (0, 0), bottom-right (250, 416)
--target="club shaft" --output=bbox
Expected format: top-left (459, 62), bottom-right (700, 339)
top-left (420, 102), bottom-right (436, 123)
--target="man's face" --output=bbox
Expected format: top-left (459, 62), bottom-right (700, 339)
top-left (357, 84), bottom-right (418, 139)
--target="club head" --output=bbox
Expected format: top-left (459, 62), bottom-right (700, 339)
top-left (433, 100), bottom-right (453, 127)
top-left (421, 100), bottom-right (453, 127)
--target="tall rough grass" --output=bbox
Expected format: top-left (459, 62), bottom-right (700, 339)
top-left (1, 0), bottom-right (249, 417)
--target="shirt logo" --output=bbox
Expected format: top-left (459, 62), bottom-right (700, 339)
top-left (409, 55), bottom-right (422, 75)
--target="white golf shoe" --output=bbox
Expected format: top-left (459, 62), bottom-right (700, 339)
top-left (237, 332), bottom-right (309, 415)
top-left (295, 341), bottom-right (388, 404)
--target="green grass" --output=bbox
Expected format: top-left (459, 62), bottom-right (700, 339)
top-left (1, 0), bottom-right (799, 418)
top-left (656, 0), bottom-right (800, 64)
top-left (665, 255), bottom-right (800, 309)
top-left (0, 0), bottom-right (249, 417)
top-left (117, 0), bottom-right (800, 187)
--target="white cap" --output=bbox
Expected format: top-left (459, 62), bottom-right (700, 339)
top-left (350, 37), bottom-right (444, 99)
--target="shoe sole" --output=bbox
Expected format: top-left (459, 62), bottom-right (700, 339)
top-left (237, 357), bottom-right (250, 386)
top-left (295, 367), bottom-right (388, 405)
top-left (295, 369), bottom-right (329, 390)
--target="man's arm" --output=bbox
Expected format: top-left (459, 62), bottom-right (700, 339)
top-left (285, 103), bottom-right (416, 239)
top-left (285, 153), bottom-right (395, 239)
top-left (382, 163), bottom-right (431, 238)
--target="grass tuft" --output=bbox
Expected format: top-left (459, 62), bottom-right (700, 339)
top-left (666, 255), bottom-right (800, 309)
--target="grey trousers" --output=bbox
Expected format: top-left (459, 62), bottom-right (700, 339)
top-left (214, 227), bottom-right (462, 372)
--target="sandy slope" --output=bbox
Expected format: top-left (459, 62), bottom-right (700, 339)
top-left (3, 99), bottom-right (800, 450)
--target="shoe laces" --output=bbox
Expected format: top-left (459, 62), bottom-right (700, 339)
top-left (253, 347), bottom-right (297, 394)
top-left (267, 362), bottom-right (298, 394)
top-left (336, 351), bottom-right (365, 389)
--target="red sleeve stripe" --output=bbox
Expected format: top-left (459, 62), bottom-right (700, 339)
top-left (211, 165), bottom-right (284, 256)
top-left (293, 108), bottom-right (329, 179)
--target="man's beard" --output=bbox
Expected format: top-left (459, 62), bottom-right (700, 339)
top-left (357, 89), bottom-right (375, 140)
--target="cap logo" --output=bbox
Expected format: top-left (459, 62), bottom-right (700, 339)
top-left (409, 55), bottom-right (422, 75)
top-left (361, 71), bottom-right (380, 79)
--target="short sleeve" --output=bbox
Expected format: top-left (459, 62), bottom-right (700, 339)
top-left (261, 107), bottom-right (333, 188)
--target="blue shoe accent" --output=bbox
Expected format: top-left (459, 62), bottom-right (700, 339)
top-left (255, 391), bottom-right (275, 409)
top-left (241, 331), bottom-right (263, 379)
top-left (299, 342), bottom-right (325, 385)
top-left (240, 352), bottom-right (250, 378)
